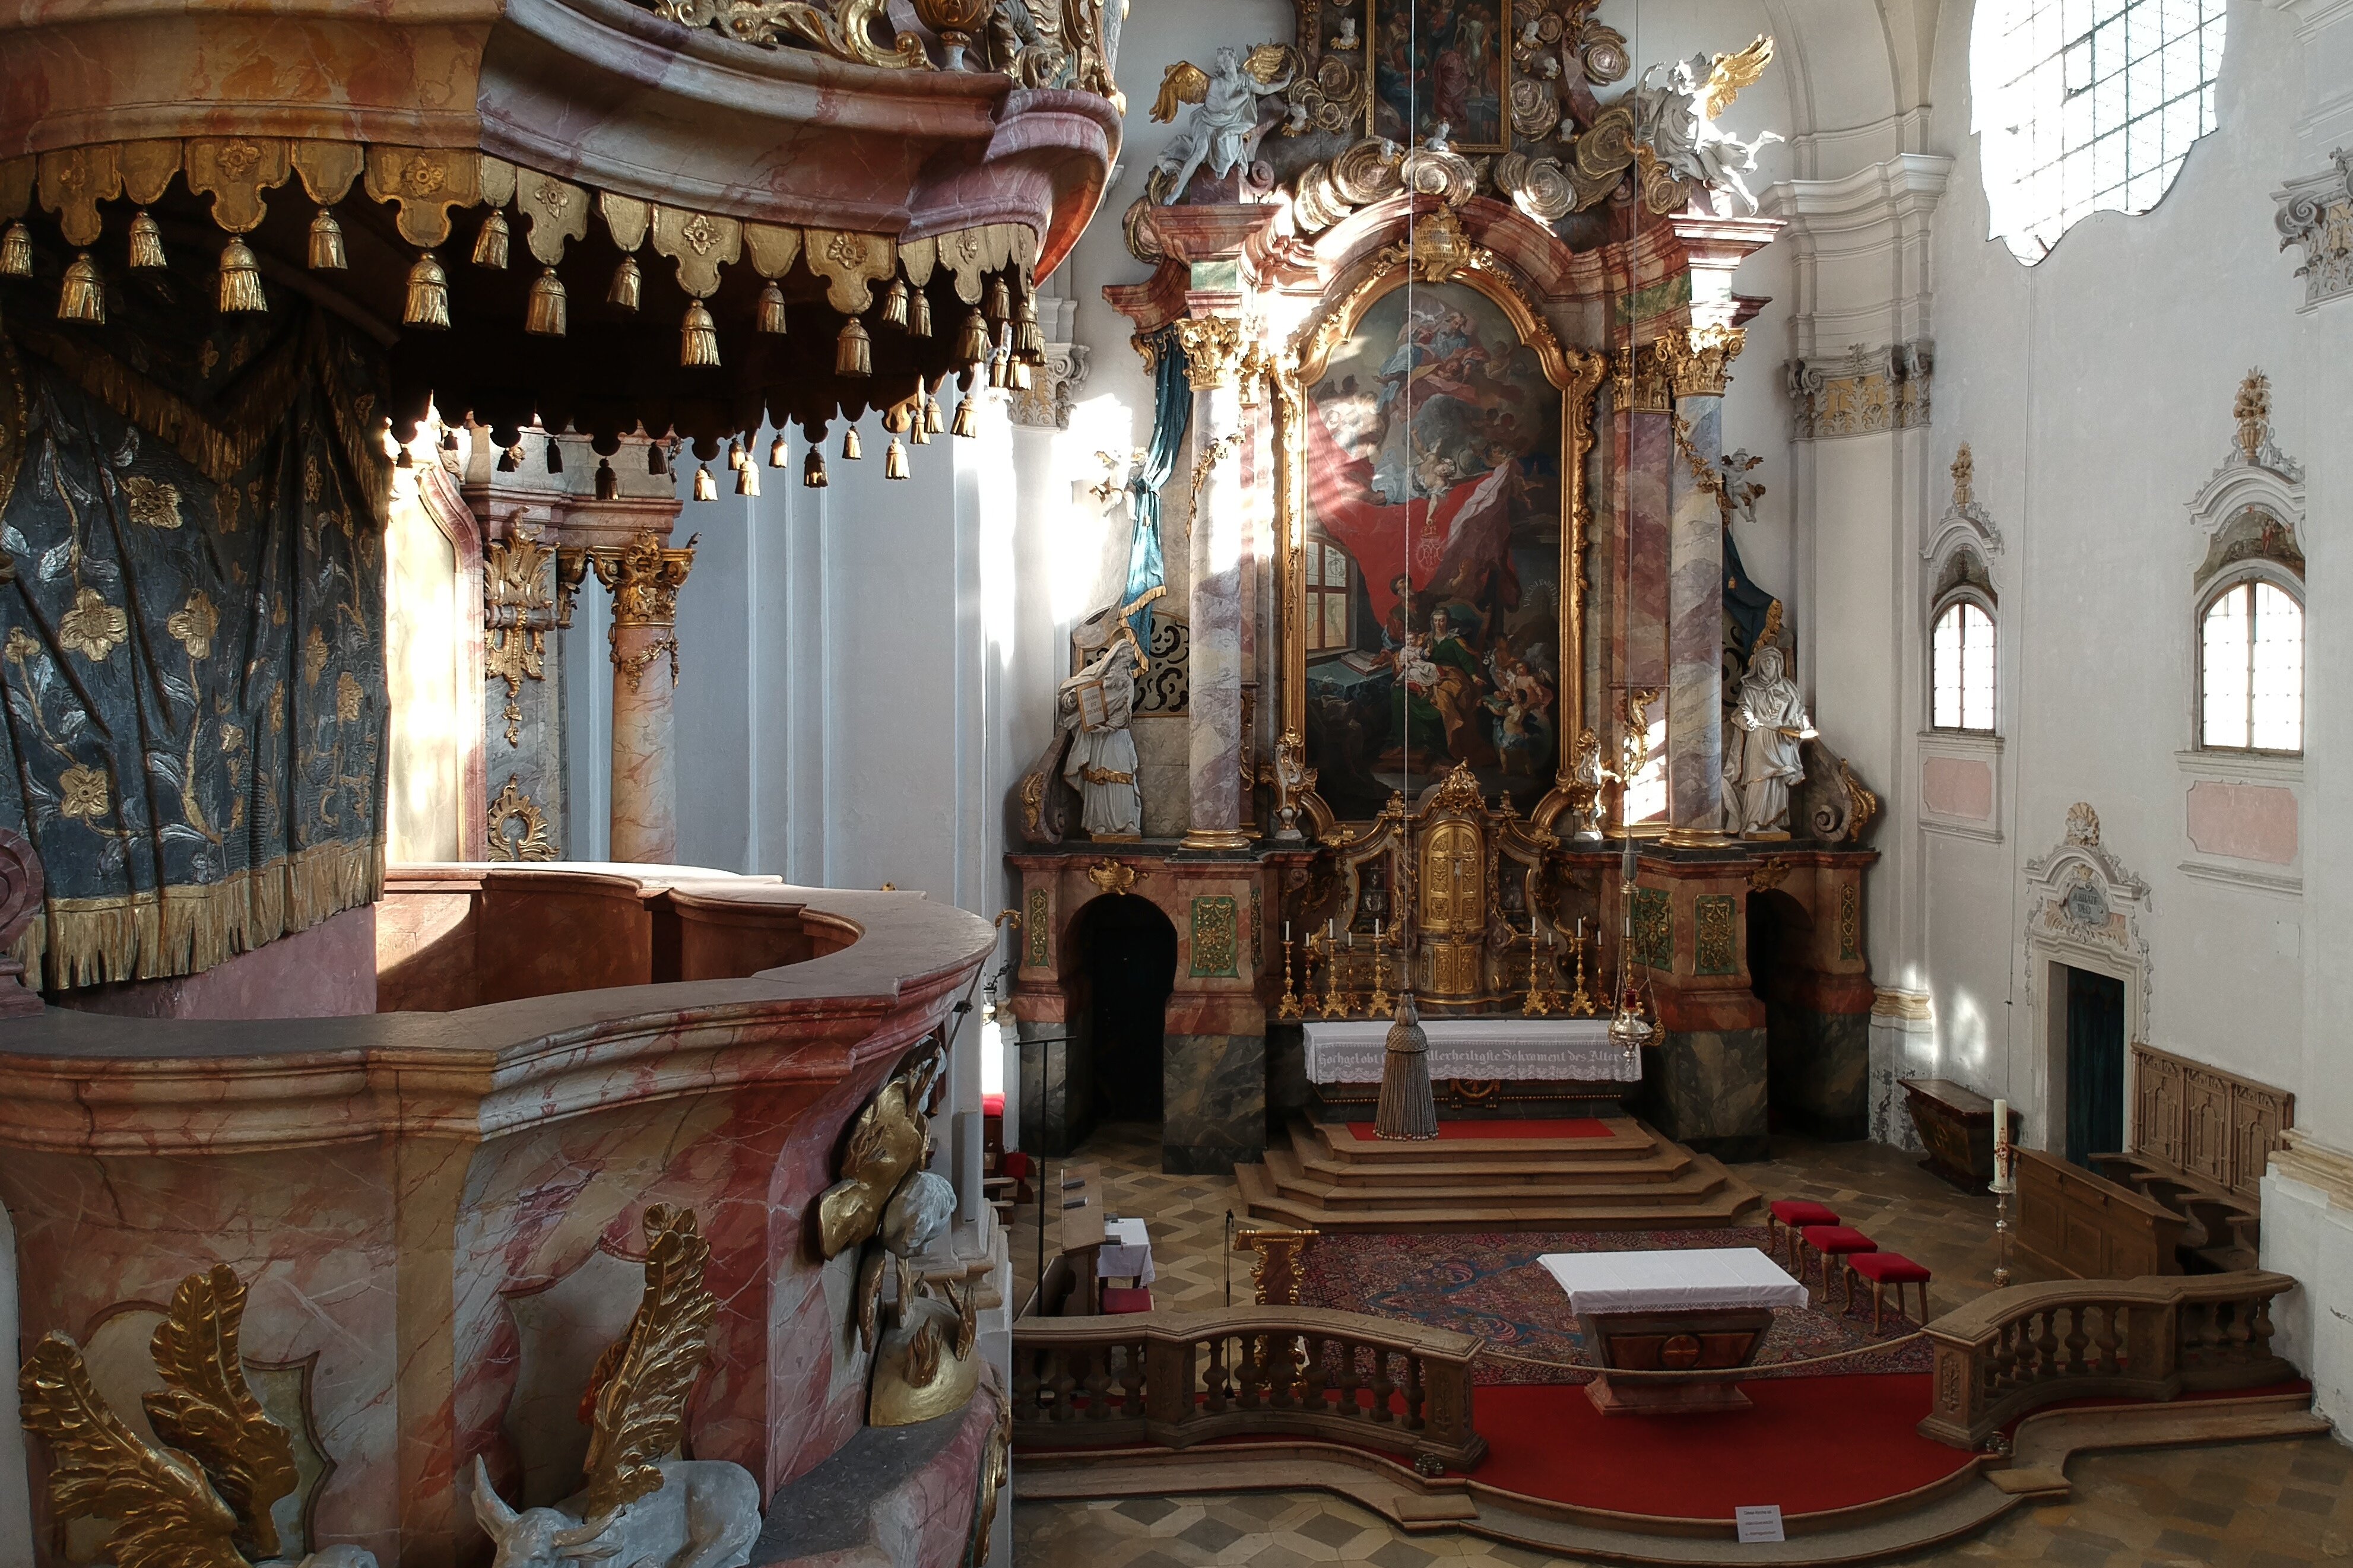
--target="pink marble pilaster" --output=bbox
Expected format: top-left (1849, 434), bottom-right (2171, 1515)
top-left (591, 532), bottom-right (695, 865)
top-left (1666, 395), bottom-right (1726, 833)
top-left (1183, 368), bottom-right (1248, 850)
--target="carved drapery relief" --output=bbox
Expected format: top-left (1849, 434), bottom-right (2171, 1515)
top-left (2275, 150), bottom-right (2353, 310)
top-left (1786, 340), bottom-right (1933, 439)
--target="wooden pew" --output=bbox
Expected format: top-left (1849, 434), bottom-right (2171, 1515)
top-left (2015, 1148), bottom-right (2188, 1278)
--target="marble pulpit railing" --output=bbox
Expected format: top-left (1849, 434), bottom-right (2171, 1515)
top-left (0, 875), bottom-right (995, 1568)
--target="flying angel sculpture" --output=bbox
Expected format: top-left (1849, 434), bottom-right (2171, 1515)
top-left (1147, 44), bottom-right (1296, 203)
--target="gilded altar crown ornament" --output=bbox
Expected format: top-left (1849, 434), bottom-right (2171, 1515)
top-left (815, 1042), bottom-right (982, 1426)
top-left (18, 1263), bottom-right (360, 1568)
top-left (1084, 858), bottom-right (1143, 897)
top-left (472, 1206), bottom-right (761, 1568)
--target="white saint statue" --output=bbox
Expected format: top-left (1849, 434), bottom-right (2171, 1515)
top-left (1729, 645), bottom-right (1815, 836)
top-left (1151, 46), bottom-right (1293, 203)
top-left (1058, 634), bottom-right (1145, 840)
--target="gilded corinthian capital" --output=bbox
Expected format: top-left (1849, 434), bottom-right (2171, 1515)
top-left (1657, 324), bottom-right (1748, 398)
top-left (1175, 316), bottom-right (1248, 389)
top-left (590, 528), bottom-right (697, 626)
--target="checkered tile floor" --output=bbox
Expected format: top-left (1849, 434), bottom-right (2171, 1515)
top-left (1012, 1122), bottom-right (2349, 1566)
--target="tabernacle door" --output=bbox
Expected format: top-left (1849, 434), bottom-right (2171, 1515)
top-left (1420, 818), bottom-right (1485, 1000)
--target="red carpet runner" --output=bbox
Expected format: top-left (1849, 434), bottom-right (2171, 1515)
top-left (1341, 1118), bottom-right (1613, 1141)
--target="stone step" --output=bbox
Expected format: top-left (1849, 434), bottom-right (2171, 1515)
top-left (1233, 1158), bottom-right (1762, 1232)
top-left (1258, 1144), bottom-right (1733, 1210)
top-left (1286, 1124), bottom-right (1696, 1188)
top-left (1297, 1116), bottom-right (1662, 1165)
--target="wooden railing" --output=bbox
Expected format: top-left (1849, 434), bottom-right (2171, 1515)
top-left (1918, 1270), bottom-right (2295, 1449)
top-left (1011, 1307), bottom-right (1487, 1471)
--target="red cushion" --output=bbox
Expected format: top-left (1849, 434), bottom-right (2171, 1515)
top-left (1799, 1225), bottom-right (1878, 1254)
top-left (1101, 1286), bottom-right (1153, 1314)
top-left (1848, 1252), bottom-right (1930, 1283)
top-left (983, 1093), bottom-right (1006, 1117)
top-left (1769, 1201), bottom-right (1841, 1228)
top-left (1000, 1151), bottom-right (1032, 1179)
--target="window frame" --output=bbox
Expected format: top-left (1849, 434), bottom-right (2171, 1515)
top-left (1303, 535), bottom-right (1355, 658)
top-left (1927, 588), bottom-right (2000, 736)
top-left (2194, 564), bottom-right (2304, 757)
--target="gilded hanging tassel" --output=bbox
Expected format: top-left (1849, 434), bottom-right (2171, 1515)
top-left (910, 409), bottom-right (931, 446)
top-left (57, 253), bottom-right (103, 324)
top-left (127, 212), bottom-right (166, 270)
top-left (757, 281), bottom-right (788, 334)
top-left (0, 221), bottom-right (31, 277)
top-left (1016, 292), bottom-right (1044, 358)
top-left (308, 210), bottom-right (347, 270)
top-left (768, 433), bottom-right (788, 467)
top-left (693, 463), bottom-right (717, 501)
top-left (527, 268), bottom-right (567, 336)
top-left (736, 458), bottom-right (760, 497)
top-left (803, 447), bottom-right (829, 488)
top-left (1010, 357), bottom-right (1033, 391)
top-left (405, 252), bottom-right (451, 329)
top-left (881, 278), bottom-right (910, 331)
top-left (727, 438), bottom-right (746, 471)
top-left (952, 392), bottom-right (979, 439)
top-left (987, 344), bottom-right (1009, 389)
top-left (609, 253), bottom-right (642, 312)
top-left (985, 274), bottom-right (1011, 328)
top-left (218, 237), bottom-right (267, 313)
top-left (595, 458), bottom-right (619, 500)
top-left (909, 285), bottom-right (932, 339)
top-left (954, 307), bottom-right (990, 365)
top-left (924, 392), bottom-right (944, 436)
top-left (473, 210), bottom-right (510, 269)
top-left (841, 426), bottom-right (862, 461)
top-left (884, 437), bottom-right (910, 480)
top-left (680, 299), bottom-right (721, 367)
top-left (836, 317), bottom-right (871, 377)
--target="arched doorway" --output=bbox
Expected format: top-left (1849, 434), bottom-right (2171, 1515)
top-left (1071, 894), bottom-right (1178, 1131)
top-left (1749, 888), bottom-right (1863, 1141)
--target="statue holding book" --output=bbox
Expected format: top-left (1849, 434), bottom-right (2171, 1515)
top-left (1057, 627), bottom-right (1146, 841)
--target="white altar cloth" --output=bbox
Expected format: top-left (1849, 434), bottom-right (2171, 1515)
top-left (1096, 1217), bottom-right (1156, 1285)
top-left (1302, 1017), bottom-right (1638, 1084)
top-left (1537, 1248), bottom-right (1808, 1316)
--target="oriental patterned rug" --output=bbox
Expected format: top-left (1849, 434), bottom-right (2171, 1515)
top-left (1298, 1227), bottom-right (1936, 1386)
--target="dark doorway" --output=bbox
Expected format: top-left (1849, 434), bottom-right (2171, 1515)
top-left (1080, 895), bottom-right (1177, 1124)
top-left (2064, 965), bottom-right (2126, 1167)
top-left (1749, 889), bottom-right (1857, 1141)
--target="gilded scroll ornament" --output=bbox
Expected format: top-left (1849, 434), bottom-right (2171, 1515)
top-left (1657, 323), bottom-right (1746, 398)
top-left (589, 529), bottom-right (696, 627)
top-left (1174, 316), bottom-right (1245, 388)
top-left (1085, 858), bottom-right (1142, 896)
top-left (483, 534), bottom-right (557, 704)
top-left (652, 0), bottom-right (929, 69)
top-left (486, 775), bottom-right (557, 861)
top-left (472, 1207), bottom-right (761, 1566)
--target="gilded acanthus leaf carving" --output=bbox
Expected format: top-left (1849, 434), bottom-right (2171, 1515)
top-left (580, 1206), bottom-right (718, 1519)
top-left (651, 0), bottom-right (929, 69)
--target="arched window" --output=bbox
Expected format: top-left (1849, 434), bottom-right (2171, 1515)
top-left (2199, 576), bottom-right (2302, 753)
top-left (1931, 597), bottom-right (1997, 732)
top-left (1971, 0), bottom-right (2228, 262)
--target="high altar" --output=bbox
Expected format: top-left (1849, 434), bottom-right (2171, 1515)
top-left (1006, 2), bottom-right (1881, 1179)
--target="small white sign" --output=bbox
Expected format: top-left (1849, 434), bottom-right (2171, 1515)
top-left (1734, 1506), bottom-right (1786, 1544)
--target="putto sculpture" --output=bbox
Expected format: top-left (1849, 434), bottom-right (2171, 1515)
top-left (471, 1207), bottom-right (761, 1568)
top-left (1148, 44), bottom-right (1296, 202)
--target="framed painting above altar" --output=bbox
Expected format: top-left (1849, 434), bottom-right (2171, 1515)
top-left (1298, 277), bottom-right (1567, 820)
top-left (1367, 0), bottom-right (1515, 152)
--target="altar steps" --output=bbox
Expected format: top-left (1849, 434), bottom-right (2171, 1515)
top-left (1235, 1117), bottom-right (1762, 1233)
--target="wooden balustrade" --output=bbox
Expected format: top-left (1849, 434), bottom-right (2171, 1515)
top-left (1010, 1306), bottom-right (1487, 1471)
top-left (1917, 1270), bottom-right (2295, 1449)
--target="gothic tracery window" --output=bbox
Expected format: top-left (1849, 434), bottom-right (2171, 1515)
top-left (1972, 0), bottom-right (2228, 261)
top-left (2199, 576), bottom-right (2302, 753)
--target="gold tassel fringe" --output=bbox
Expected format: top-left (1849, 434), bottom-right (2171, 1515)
top-left (985, 274), bottom-right (1011, 326)
top-left (472, 210), bottom-right (510, 269)
top-left (803, 447), bottom-right (828, 487)
top-left (527, 268), bottom-right (567, 336)
top-left (952, 393), bottom-right (979, 438)
top-left (609, 254), bottom-right (642, 312)
top-left (681, 299), bottom-right (720, 367)
top-left (841, 426), bottom-right (862, 461)
top-left (884, 437), bottom-right (909, 480)
top-left (218, 237), bottom-right (267, 313)
top-left (881, 278), bottom-right (910, 330)
top-left (736, 458), bottom-right (760, 496)
top-left (768, 433), bottom-right (788, 467)
top-left (955, 308), bottom-right (990, 364)
top-left (693, 462), bottom-right (716, 501)
top-left (0, 221), bottom-right (31, 277)
top-left (128, 212), bottom-right (166, 270)
top-left (757, 281), bottom-right (788, 334)
top-left (836, 317), bottom-right (871, 377)
top-left (909, 286), bottom-right (932, 339)
top-left (308, 210), bottom-right (347, 270)
top-left (924, 392), bottom-right (944, 436)
top-left (58, 253), bottom-right (104, 323)
top-left (405, 253), bottom-right (450, 329)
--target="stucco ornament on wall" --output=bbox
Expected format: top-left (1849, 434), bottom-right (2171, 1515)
top-left (2275, 148), bottom-right (2353, 310)
top-left (1924, 443), bottom-right (2005, 561)
top-left (1787, 340), bottom-right (1935, 440)
top-left (2021, 802), bottom-right (2154, 1036)
top-left (2185, 370), bottom-right (2305, 561)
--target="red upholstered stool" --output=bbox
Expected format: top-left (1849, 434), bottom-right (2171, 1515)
top-left (1767, 1201), bottom-right (1841, 1268)
top-left (1797, 1225), bottom-right (1878, 1304)
top-left (1101, 1285), bottom-right (1154, 1315)
top-left (1845, 1252), bottom-right (1931, 1332)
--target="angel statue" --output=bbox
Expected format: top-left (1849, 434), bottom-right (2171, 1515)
top-left (1629, 36), bottom-right (1784, 213)
top-left (471, 1207), bottom-right (761, 1568)
top-left (18, 1264), bottom-right (380, 1568)
top-left (1148, 43), bottom-right (1295, 203)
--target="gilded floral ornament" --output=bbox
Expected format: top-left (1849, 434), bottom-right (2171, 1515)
top-left (120, 475), bottom-right (184, 529)
top-left (486, 775), bottom-right (557, 860)
top-left (335, 671), bottom-right (364, 723)
top-left (167, 591), bottom-right (219, 659)
top-left (59, 586), bottom-right (129, 663)
top-left (652, 0), bottom-right (930, 69)
top-left (4, 626), bottom-right (43, 666)
top-left (58, 763), bottom-right (111, 822)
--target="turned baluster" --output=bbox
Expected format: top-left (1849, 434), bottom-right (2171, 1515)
top-left (1401, 1352), bottom-right (1426, 1430)
top-left (1051, 1348), bottom-right (1079, 1422)
top-left (1334, 1338), bottom-right (1363, 1417)
top-left (2033, 1309), bottom-right (2060, 1382)
top-left (1369, 1347), bottom-right (1397, 1423)
top-left (2092, 1302), bottom-right (2121, 1375)
top-left (1302, 1334), bottom-right (1330, 1411)
top-left (1084, 1344), bottom-right (1114, 1420)
top-left (1014, 1351), bottom-right (1044, 1422)
top-left (1235, 1334), bottom-right (1264, 1411)
top-left (1204, 1334), bottom-right (1232, 1414)
top-left (2224, 1296), bottom-right (2255, 1357)
top-left (1990, 1321), bottom-right (2020, 1392)
top-left (1270, 1332), bottom-right (1301, 1410)
top-left (2064, 1304), bottom-right (2089, 1375)
top-left (2251, 1292), bottom-right (2276, 1358)
top-left (1120, 1339), bottom-right (1147, 1417)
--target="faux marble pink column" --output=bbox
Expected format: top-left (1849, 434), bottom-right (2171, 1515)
top-left (1666, 393), bottom-right (1726, 836)
top-left (1179, 323), bottom-right (1251, 851)
top-left (592, 529), bottom-right (696, 863)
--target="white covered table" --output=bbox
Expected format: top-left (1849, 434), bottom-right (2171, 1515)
top-left (1095, 1217), bottom-right (1156, 1285)
top-left (1302, 1017), bottom-right (1639, 1084)
top-left (1537, 1248), bottom-right (1808, 1414)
